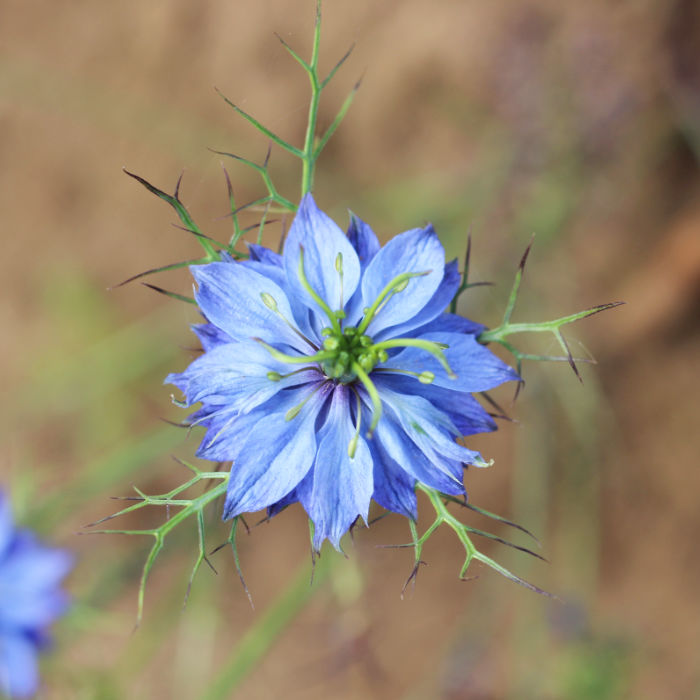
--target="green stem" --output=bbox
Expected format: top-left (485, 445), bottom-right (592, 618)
top-left (301, 2), bottom-right (323, 197)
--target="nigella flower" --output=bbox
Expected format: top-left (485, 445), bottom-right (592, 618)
top-left (167, 194), bottom-right (518, 551)
top-left (0, 491), bottom-right (73, 699)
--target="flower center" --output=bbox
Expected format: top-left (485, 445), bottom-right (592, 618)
top-left (320, 326), bottom-right (388, 383)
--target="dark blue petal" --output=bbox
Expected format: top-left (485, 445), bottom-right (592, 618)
top-left (247, 243), bottom-right (282, 266)
top-left (192, 323), bottom-right (235, 351)
top-left (347, 212), bottom-right (380, 267)
top-left (360, 224), bottom-right (445, 334)
top-left (297, 385), bottom-right (373, 551)
top-left (375, 259), bottom-right (460, 341)
top-left (223, 382), bottom-right (332, 518)
top-left (194, 403), bottom-right (262, 462)
top-left (283, 194), bottom-right (361, 323)
top-left (368, 439), bottom-right (417, 519)
top-left (267, 488), bottom-right (299, 518)
top-left (192, 262), bottom-right (313, 353)
top-left (386, 332), bottom-right (519, 393)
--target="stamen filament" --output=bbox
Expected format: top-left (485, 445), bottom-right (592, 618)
top-left (348, 389), bottom-right (363, 458)
top-left (267, 367), bottom-right (323, 382)
top-left (372, 338), bottom-right (456, 379)
top-left (373, 367), bottom-right (435, 384)
top-left (254, 338), bottom-right (335, 365)
top-left (351, 361), bottom-right (382, 437)
top-left (298, 246), bottom-right (342, 333)
top-left (336, 252), bottom-right (344, 313)
top-left (260, 291), bottom-right (318, 350)
top-left (357, 270), bottom-right (431, 334)
top-left (285, 380), bottom-right (329, 421)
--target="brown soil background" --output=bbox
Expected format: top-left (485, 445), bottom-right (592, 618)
top-left (1, 1), bottom-right (699, 698)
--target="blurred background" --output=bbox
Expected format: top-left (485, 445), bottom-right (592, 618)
top-left (2, 0), bottom-right (699, 698)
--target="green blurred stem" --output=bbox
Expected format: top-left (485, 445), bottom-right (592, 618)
top-left (201, 552), bottom-right (336, 700)
top-left (301, 2), bottom-right (323, 197)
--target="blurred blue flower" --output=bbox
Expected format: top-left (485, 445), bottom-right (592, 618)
top-left (0, 492), bottom-right (73, 699)
top-left (167, 194), bottom-right (518, 551)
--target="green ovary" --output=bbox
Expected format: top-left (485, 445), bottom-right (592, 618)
top-left (320, 325), bottom-right (388, 382)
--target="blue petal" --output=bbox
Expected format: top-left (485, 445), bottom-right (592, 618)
top-left (374, 374), bottom-right (497, 436)
top-left (0, 535), bottom-right (72, 629)
top-left (283, 194), bottom-right (361, 322)
top-left (375, 259), bottom-right (460, 341)
top-left (360, 224), bottom-right (445, 334)
top-left (193, 379), bottom-right (324, 462)
top-left (375, 382), bottom-right (484, 465)
top-left (0, 631), bottom-right (39, 699)
top-left (194, 403), bottom-right (264, 462)
top-left (368, 439), bottom-right (417, 519)
top-left (241, 257), bottom-right (319, 341)
top-left (386, 331), bottom-right (519, 392)
top-left (192, 262), bottom-right (313, 353)
top-left (297, 385), bottom-right (373, 551)
top-left (371, 410), bottom-right (465, 495)
top-left (267, 488), bottom-right (299, 518)
top-left (222, 382), bottom-right (332, 518)
top-left (411, 311), bottom-right (485, 336)
top-left (347, 212), bottom-right (380, 267)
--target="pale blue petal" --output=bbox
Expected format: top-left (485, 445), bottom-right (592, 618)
top-left (283, 194), bottom-right (361, 322)
top-left (193, 380), bottom-right (323, 461)
top-left (223, 382), bottom-right (332, 517)
top-left (370, 405), bottom-right (465, 496)
top-left (360, 224), bottom-right (445, 334)
top-left (375, 259), bottom-right (460, 341)
top-left (376, 382), bottom-right (484, 466)
top-left (386, 331), bottom-right (519, 392)
top-left (374, 374), bottom-right (497, 436)
top-left (297, 385), bottom-right (373, 551)
top-left (165, 340), bottom-right (320, 409)
top-left (241, 255), bottom-right (319, 342)
top-left (192, 262), bottom-right (313, 353)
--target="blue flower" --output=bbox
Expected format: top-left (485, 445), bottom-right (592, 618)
top-left (167, 194), bottom-right (518, 551)
top-left (0, 492), bottom-right (73, 699)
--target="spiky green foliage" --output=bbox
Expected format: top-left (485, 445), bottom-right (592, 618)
top-left (398, 484), bottom-right (552, 598)
top-left (86, 460), bottom-right (231, 625)
top-left (476, 241), bottom-right (623, 384)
